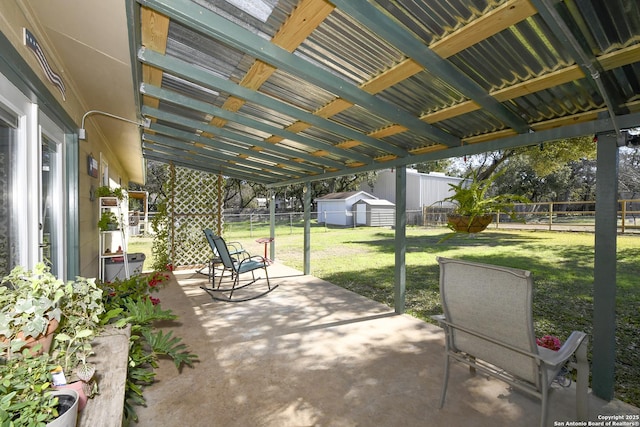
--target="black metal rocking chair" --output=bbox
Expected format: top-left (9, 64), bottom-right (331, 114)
top-left (200, 234), bottom-right (277, 302)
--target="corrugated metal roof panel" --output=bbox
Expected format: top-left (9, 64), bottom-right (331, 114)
top-left (134, 0), bottom-right (640, 185)
top-left (377, 70), bottom-right (467, 117)
top-left (296, 8), bottom-right (405, 85)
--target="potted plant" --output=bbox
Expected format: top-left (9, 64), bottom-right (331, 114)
top-left (51, 275), bottom-right (106, 409)
top-left (95, 185), bottom-right (125, 201)
top-left (95, 186), bottom-right (125, 206)
top-left (441, 169), bottom-right (529, 234)
top-left (98, 211), bottom-right (120, 231)
top-left (0, 352), bottom-right (79, 427)
top-left (0, 264), bottom-right (65, 359)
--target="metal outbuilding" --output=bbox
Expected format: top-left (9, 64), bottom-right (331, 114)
top-left (361, 169), bottom-right (465, 211)
top-left (315, 191), bottom-right (378, 227)
top-left (353, 198), bottom-right (395, 227)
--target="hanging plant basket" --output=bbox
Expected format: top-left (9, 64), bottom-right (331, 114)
top-left (447, 214), bottom-right (493, 233)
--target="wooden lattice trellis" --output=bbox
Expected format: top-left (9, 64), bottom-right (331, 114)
top-left (168, 164), bottom-right (224, 268)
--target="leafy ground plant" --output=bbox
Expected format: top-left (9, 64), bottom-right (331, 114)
top-left (101, 272), bottom-right (198, 423)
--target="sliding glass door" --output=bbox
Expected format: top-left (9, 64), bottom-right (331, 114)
top-left (40, 126), bottom-right (65, 275)
top-left (0, 107), bottom-right (19, 277)
top-left (0, 72), bottom-right (66, 277)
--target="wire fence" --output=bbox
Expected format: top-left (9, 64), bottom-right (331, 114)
top-left (141, 198), bottom-right (640, 237)
top-left (424, 199), bottom-right (640, 233)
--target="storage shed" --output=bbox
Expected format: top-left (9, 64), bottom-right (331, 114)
top-left (353, 199), bottom-right (395, 227)
top-left (315, 191), bottom-right (377, 226)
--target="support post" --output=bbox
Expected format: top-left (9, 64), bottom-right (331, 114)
top-left (592, 132), bottom-right (619, 400)
top-left (269, 192), bottom-right (276, 260)
top-left (394, 166), bottom-right (407, 314)
top-left (303, 182), bottom-right (311, 275)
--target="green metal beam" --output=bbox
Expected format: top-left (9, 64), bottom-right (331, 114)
top-left (268, 112), bottom-right (640, 187)
top-left (142, 133), bottom-right (293, 180)
top-left (137, 0), bottom-right (460, 147)
top-left (142, 106), bottom-right (347, 170)
top-left (148, 122), bottom-right (324, 175)
top-left (332, 0), bottom-right (531, 134)
top-left (143, 154), bottom-right (251, 180)
top-left (141, 83), bottom-right (373, 164)
top-left (137, 48), bottom-right (410, 157)
top-left (142, 143), bottom-right (281, 182)
top-left (142, 144), bottom-right (275, 184)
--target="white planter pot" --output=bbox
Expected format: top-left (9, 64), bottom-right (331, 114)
top-left (47, 389), bottom-right (78, 427)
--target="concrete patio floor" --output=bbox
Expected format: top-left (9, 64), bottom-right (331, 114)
top-left (135, 262), bottom-right (639, 427)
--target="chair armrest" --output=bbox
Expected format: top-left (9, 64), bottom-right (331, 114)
top-left (431, 314), bottom-right (446, 324)
top-left (238, 255), bottom-right (269, 267)
top-left (227, 242), bottom-right (249, 259)
top-left (538, 331), bottom-right (587, 368)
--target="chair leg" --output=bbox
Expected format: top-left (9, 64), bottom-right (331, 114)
top-left (439, 354), bottom-right (451, 408)
top-left (540, 384), bottom-right (549, 427)
top-left (216, 267), bottom-right (225, 289)
top-left (575, 337), bottom-right (589, 420)
top-left (264, 265), bottom-right (270, 289)
top-left (229, 271), bottom-right (239, 299)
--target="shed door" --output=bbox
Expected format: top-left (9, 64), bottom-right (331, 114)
top-left (356, 203), bottom-right (367, 225)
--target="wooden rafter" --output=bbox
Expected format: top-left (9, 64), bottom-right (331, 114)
top-left (138, 0), bottom-right (639, 181)
top-left (140, 7), bottom-right (169, 111)
top-left (208, 0), bottom-right (335, 164)
top-left (430, 0), bottom-right (537, 59)
top-left (255, 0), bottom-right (538, 158)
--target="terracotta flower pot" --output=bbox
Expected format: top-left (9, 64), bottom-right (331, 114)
top-left (447, 214), bottom-right (493, 233)
top-left (1, 318), bottom-right (59, 356)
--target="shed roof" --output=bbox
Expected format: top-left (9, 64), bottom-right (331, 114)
top-left (132, 0), bottom-right (640, 186)
top-left (315, 191), bottom-right (376, 201)
top-left (354, 199), bottom-right (395, 207)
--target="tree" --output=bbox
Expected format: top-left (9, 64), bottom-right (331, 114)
top-left (128, 160), bottom-right (169, 211)
top-left (223, 172), bottom-right (378, 210)
top-left (619, 147), bottom-right (640, 196)
top-left (412, 159), bottom-right (453, 174)
top-left (223, 179), bottom-right (267, 209)
top-left (448, 136), bottom-right (596, 181)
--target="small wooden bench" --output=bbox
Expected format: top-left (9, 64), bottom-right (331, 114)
top-left (78, 325), bottom-right (131, 427)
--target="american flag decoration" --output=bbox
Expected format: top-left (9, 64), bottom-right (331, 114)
top-left (23, 28), bottom-right (66, 101)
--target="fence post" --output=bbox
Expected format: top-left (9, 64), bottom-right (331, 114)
top-left (548, 202), bottom-right (553, 231)
top-left (621, 200), bottom-right (626, 234)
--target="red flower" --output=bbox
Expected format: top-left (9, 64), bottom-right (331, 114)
top-left (537, 335), bottom-right (562, 351)
top-left (147, 295), bottom-right (160, 305)
top-left (148, 272), bottom-right (169, 288)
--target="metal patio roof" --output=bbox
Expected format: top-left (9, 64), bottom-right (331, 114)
top-left (129, 0), bottom-right (640, 187)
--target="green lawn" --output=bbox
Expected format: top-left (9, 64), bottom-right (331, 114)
top-left (140, 225), bottom-right (640, 407)
top-left (128, 236), bottom-right (155, 270)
